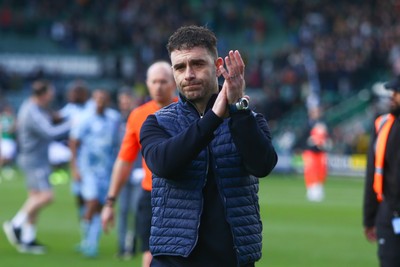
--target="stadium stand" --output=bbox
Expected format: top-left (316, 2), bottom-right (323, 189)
top-left (0, 0), bottom-right (399, 155)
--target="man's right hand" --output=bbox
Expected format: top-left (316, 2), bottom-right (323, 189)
top-left (101, 205), bottom-right (115, 234)
top-left (212, 85), bottom-right (228, 118)
top-left (364, 226), bottom-right (377, 242)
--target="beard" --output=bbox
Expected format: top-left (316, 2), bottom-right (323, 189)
top-left (180, 79), bottom-right (218, 102)
top-left (390, 105), bottom-right (400, 116)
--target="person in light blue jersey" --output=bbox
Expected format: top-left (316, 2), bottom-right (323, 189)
top-left (3, 80), bottom-right (70, 255)
top-left (59, 80), bottom-right (91, 121)
top-left (58, 80), bottom-right (91, 220)
top-left (69, 89), bottom-right (121, 258)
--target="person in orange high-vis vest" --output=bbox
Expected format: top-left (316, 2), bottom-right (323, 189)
top-left (101, 61), bottom-right (177, 267)
top-left (302, 106), bottom-right (330, 202)
top-left (363, 76), bottom-right (400, 267)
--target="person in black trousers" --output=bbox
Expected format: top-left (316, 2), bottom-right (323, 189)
top-left (363, 76), bottom-right (400, 267)
top-left (140, 25), bottom-right (278, 267)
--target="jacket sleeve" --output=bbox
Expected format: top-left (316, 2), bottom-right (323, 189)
top-left (363, 124), bottom-right (379, 227)
top-left (140, 110), bottom-right (223, 179)
top-left (229, 110), bottom-right (278, 177)
top-left (29, 106), bottom-right (70, 140)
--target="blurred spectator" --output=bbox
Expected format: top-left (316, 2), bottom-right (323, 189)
top-left (69, 89), bottom-right (120, 258)
top-left (115, 88), bottom-right (143, 260)
top-left (1, 0), bottom-right (400, 155)
top-left (59, 80), bottom-right (91, 220)
top-left (302, 107), bottom-right (331, 202)
top-left (3, 80), bottom-right (70, 254)
top-left (0, 102), bottom-right (17, 179)
top-left (101, 61), bottom-right (177, 267)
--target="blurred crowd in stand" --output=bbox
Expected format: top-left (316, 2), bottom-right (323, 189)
top-left (1, 0), bottom-right (400, 155)
top-left (274, 0), bottom-right (400, 90)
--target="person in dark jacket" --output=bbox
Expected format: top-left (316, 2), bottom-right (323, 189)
top-left (363, 76), bottom-right (400, 267)
top-left (140, 25), bottom-right (278, 267)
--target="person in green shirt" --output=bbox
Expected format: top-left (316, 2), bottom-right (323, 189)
top-left (0, 103), bottom-right (17, 178)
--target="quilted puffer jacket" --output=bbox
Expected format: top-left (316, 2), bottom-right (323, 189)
top-left (150, 100), bottom-right (264, 265)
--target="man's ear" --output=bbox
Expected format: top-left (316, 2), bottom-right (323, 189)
top-left (215, 57), bottom-right (224, 77)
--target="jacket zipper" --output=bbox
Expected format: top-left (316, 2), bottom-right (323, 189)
top-left (212, 140), bottom-right (241, 266)
top-left (185, 99), bottom-right (208, 256)
top-left (186, 98), bottom-right (241, 265)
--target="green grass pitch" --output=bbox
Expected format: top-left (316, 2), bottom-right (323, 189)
top-left (0, 170), bottom-right (378, 267)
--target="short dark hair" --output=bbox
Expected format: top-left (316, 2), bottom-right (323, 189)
top-left (32, 80), bottom-right (51, 96)
top-left (67, 80), bottom-right (90, 103)
top-left (167, 25), bottom-right (218, 59)
top-left (118, 86), bottom-right (134, 97)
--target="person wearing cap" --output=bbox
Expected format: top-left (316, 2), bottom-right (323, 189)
top-left (363, 76), bottom-right (400, 266)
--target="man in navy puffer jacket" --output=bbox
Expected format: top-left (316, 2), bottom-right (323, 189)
top-left (140, 25), bottom-right (278, 267)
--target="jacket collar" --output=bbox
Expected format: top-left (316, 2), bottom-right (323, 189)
top-left (178, 85), bottom-right (221, 115)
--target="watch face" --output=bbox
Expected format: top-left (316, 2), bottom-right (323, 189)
top-left (241, 98), bottom-right (249, 108)
top-left (239, 98), bottom-right (249, 109)
top-left (231, 98), bottom-right (250, 113)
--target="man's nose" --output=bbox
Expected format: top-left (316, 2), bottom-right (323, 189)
top-left (185, 66), bottom-right (195, 80)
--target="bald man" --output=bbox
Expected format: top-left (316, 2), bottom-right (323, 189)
top-left (101, 61), bottom-right (177, 267)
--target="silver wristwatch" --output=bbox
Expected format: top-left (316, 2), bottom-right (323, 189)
top-left (229, 97), bottom-right (249, 113)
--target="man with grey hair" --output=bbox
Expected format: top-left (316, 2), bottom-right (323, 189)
top-left (102, 61), bottom-right (177, 267)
